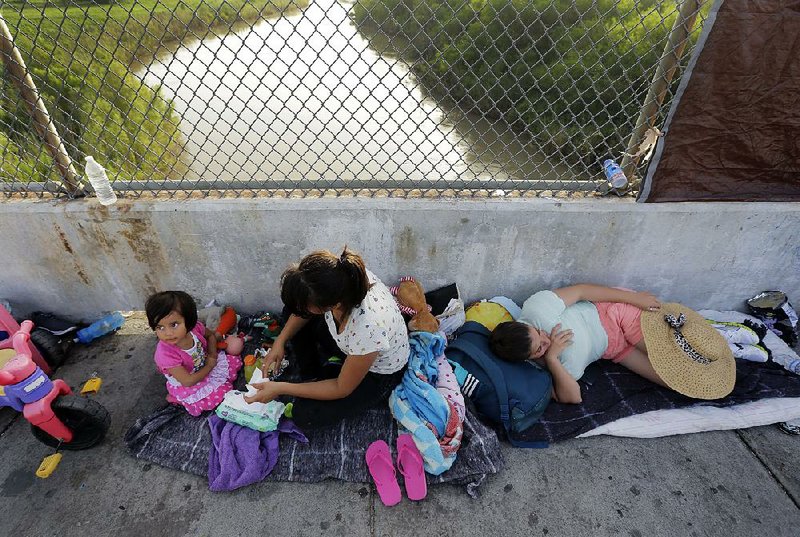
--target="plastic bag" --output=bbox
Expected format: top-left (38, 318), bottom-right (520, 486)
top-left (746, 291), bottom-right (799, 347)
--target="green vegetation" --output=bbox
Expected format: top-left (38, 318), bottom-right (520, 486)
top-left (1, 0), bottom-right (306, 184)
top-left (353, 0), bottom-right (698, 165)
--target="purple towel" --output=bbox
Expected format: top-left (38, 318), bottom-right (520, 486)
top-left (207, 415), bottom-right (307, 491)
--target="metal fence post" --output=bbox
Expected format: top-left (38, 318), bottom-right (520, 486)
top-left (0, 14), bottom-right (82, 196)
top-left (621, 0), bottom-right (703, 183)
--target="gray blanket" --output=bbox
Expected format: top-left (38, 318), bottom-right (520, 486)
top-left (124, 404), bottom-right (503, 493)
top-left (517, 359), bottom-right (800, 444)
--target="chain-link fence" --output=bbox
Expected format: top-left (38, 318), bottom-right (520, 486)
top-left (0, 0), bottom-right (709, 199)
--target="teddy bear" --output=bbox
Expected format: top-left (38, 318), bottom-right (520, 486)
top-left (198, 305), bottom-right (243, 354)
top-left (390, 277), bottom-right (440, 333)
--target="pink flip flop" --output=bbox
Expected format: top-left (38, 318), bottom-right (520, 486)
top-left (366, 440), bottom-right (401, 506)
top-left (396, 433), bottom-right (427, 501)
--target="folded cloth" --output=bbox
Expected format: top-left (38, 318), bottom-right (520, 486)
top-left (207, 415), bottom-right (307, 492)
top-left (701, 310), bottom-right (799, 373)
top-left (707, 319), bottom-right (769, 363)
top-left (215, 368), bottom-right (285, 431)
top-left (436, 299), bottom-right (466, 338)
top-left (215, 391), bottom-right (285, 432)
top-left (709, 320), bottom-right (763, 347)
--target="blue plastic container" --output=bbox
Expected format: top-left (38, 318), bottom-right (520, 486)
top-left (74, 312), bottom-right (125, 344)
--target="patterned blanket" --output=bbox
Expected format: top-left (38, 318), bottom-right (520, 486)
top-left (124, 325), bottom-right (503, 492)
top-left (124, 403), bottom-right (502, 492)
top-left (516, 359), bottom-right (800, 444)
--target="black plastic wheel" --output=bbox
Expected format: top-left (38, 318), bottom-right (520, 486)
top-left (31, 395), bottom-right (110, 450)
top-left (30, 328), bottom-right (69, 368)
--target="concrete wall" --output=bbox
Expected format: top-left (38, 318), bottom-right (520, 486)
top-left (1, 197), bottom-right (798, 320)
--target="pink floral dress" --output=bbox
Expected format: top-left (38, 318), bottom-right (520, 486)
top-left (153, 322), bottom-right (242, 416)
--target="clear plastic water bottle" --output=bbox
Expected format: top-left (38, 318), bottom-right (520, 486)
top-left (602, 159), bottom-right (628, 190)
top-left (74, 312), bottom-right (125, 344)
top-left (84, 156), bottom-right (117, 206)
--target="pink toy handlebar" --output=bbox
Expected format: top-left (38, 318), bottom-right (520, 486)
top-left (12, 320), bottom-right (33, 358)
top-left (0, 321), bottom-right (35, 385)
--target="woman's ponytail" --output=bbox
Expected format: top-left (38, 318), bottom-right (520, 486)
top-left (338, 246), bottom-right (369, 309)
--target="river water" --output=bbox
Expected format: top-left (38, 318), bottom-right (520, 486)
top-left (140, 0), bottom-right (571, 185)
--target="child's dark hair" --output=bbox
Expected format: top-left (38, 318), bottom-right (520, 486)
top-left (145, 291), bottom-right (198, 331)
top-left (281, 246), bottom-right (370, 317)
top-left (490, 321), bottom-right (533, 363)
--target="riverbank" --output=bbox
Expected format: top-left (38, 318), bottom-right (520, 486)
top-left (1, 0), bottom-right (307, 185)
top-left (351, 0), bottom-right (702, 167)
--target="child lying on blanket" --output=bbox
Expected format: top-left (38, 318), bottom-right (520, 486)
top-left (146, 291), bottom-right (242, 416)
top-left (490, 284), bottom-right (667, 404)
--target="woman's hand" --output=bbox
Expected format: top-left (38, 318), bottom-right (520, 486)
top-left (540, 325), bottom-right (581, 404)
top-left (261, 341), bottom-right (285, 376)
top-left (544, 324), bottom-right (573, 361)
top-left (631, 291), bottom-right (661, 312)
top-left (244, 381), bottom-right (284, 404)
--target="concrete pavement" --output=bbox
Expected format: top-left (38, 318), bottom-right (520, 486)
top-left (1, 315), bottom-right (798, 536)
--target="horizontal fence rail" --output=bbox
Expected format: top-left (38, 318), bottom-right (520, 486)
top-left (0, 0), bottom-right (709, 199)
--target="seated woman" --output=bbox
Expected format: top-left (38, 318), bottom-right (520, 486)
top-left (245, 247), bottom-right (409, 428)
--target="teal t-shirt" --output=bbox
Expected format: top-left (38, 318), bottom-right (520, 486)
top-left (518, 290), bottom-right (608, 380)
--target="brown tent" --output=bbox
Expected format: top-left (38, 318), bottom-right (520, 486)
top-left (640, 0), bottom-right (800, 202)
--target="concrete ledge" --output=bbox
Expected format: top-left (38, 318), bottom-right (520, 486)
top-left (1, 197), bottom-right (798, 318)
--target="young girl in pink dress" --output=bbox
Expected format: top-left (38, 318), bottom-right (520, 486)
top-left (145, 291), bottom-right (241, 416)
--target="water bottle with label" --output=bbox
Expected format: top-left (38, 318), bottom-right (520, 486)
top-left (74, 312), bottom-right (125, 344)
top-left (84, 156), bottom-right (117, 206)
top-left (602, 159), bottom-right (628, 190)
top-left (771, 354), bottom-right (800, 375)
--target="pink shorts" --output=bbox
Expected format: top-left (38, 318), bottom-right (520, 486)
top-left (594, 302), bottom-right (644, 363)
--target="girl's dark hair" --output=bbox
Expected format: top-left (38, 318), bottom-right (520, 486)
top-left (145, 291), bottom-right (198, 331)
top-left (281, 246), bottom-right (370, 317)
top-left (490, 321), bottom-right (533, 363)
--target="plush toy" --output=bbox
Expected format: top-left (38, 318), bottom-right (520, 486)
top-left (197, 306), bottom-right (223, 332)
top-left (203, 306), bottom-right (234, 356)
top-left (215, 306), bottom-right (237, 337)
top-left (390, 277), bottom-right (439, 333)
top-left (221, 334), bottom-right (244, 356)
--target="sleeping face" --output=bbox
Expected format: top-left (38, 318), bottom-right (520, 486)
top-left (528, 325), bottom-right (551, 359)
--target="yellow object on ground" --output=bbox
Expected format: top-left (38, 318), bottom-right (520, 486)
top-left (36, 453), bottom-right (62, 478)
top-left (464, 301), bottom-right (513, 331)
top-left (80, 377), bottom-right (103, 395)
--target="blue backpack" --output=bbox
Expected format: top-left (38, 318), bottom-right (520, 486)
top-left (445, 321), bottom-right (552, 447)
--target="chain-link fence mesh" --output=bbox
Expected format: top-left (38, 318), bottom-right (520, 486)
top-left (1, 0), bottom-right (710, 199)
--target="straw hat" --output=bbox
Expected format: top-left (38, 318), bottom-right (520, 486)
top-left (641, 303), bottom-right (735, 400)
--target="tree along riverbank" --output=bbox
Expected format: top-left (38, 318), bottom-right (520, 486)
top-left (352, 0), bottom-right (703, 167)
top-left (1, 0), bottom-right (306, 186)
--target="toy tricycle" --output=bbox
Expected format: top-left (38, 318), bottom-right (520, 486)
top-left (0, 320), bottom-right (110, 449)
